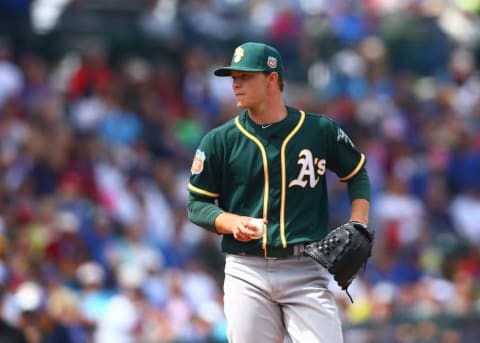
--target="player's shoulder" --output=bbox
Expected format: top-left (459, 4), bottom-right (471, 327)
top-left (302, 110), bottom-right (335, 124)
top-left (298, 108), bottom-right (339, 131)
top-left (202, 115), bottom-right (239, 142)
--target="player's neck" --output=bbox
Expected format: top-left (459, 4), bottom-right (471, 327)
top-left (248, 99), bottom-right (287, 126)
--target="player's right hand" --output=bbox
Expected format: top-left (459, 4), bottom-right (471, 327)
top-left (232, 216), bottom-right (266, 242)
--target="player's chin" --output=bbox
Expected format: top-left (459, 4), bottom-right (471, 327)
top-left (235, 98), bottom-right (249, 109)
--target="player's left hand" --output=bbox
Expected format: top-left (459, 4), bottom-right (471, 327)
top-left (304, 221), bottom-right (374, 302)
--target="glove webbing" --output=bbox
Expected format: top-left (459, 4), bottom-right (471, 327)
top-left (345, 290), bottom-right (353, 303)
top-left (344, 260), bottom-right (369, 303)
top-left (342, 221), bottom-right (372, 303)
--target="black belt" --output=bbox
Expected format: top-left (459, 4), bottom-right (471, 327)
top-left (233, 243), bottom-right (307, 259)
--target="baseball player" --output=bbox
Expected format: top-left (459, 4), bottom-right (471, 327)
top-left (187, 42), bottom-right (371, 342)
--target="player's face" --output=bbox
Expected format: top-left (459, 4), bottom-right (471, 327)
top-left (231, 71), bottom-right (269, 109)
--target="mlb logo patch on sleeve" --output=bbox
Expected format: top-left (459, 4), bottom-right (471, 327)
top-left (191, 149), bottom-right (206, 174)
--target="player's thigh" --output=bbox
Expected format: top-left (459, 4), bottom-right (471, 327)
top-left (224, 255), bottom-right (284, 343)
top-left (281, 257), bottom-right (343, 343)
top-left (282, 289), bottom-right (342, 343)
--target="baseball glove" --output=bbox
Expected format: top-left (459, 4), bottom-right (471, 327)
top-left (304, 221), bottom-right (374, 302)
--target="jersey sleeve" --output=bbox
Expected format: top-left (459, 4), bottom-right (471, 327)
top-left (187, 131), bottom-right (222, 199)
top-left (326, 121), bottom-right (366, 182)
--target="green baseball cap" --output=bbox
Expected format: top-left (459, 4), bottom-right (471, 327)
top-left (214, 42), bottom-right (284, 78)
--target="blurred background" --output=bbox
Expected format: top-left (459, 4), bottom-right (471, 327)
top-left (0, 0), bottom-right (480, 342)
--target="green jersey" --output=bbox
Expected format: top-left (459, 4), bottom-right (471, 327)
top-left (188, 106), bottom-right (366, 254)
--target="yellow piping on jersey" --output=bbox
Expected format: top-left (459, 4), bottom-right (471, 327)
top-left (339, 153), bottom-right (366, 181)
top-left (234, 116), bottom-right (270, 250)
top-left (279, 110), bottom-right (305, 248)
top-left (188, 183), bottom-right (220, 198)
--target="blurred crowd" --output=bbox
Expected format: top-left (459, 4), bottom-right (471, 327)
top-left (0, 0), bottom-right (480, 342)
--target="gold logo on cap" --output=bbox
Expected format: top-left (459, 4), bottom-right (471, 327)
top-left (233, 47), bottom-right (244, 63)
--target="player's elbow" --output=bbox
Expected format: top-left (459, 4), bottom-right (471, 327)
top-left (346, 168), bottom-right (371, 202)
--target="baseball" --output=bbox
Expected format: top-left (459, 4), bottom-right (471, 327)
top-left (248, 218), bottom-right (265, 239)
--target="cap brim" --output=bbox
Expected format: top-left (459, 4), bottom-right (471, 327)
top-left (214, 66), bottom-right (264, 76)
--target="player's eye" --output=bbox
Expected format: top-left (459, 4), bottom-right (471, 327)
top-left (233, 74), bottom-right (251, 81)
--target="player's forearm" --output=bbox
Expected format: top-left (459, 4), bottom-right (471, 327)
top-left (346, 167), bottom-right (371, 225)
top-left (346, 168), bottom-right (371, 202)
top-left (187, 195), bottom-right (224, 233)
top-left (349, 198), bottom-right (370, 225)
top-left (214, 212), bottom-right (240, 234)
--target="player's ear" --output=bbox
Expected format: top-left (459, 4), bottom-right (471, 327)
top-left (267, 72), bottom-right (279, 86)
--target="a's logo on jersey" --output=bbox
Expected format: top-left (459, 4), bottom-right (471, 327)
top-left (191, 149), bottom-right (206, 175)
top-left (289, 149), bottom-right (326, 189)
top-left (337, 128), bottom-right (355, 148)
top-left (233, 47), bottom-right (244, 63)
top-left (267, 56), bottom-right (277, 69)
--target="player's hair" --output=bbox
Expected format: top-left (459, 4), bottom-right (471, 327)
top-left (263, 72), bottom-right (285, 92)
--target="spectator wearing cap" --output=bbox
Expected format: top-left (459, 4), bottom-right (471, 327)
top-left (93, 264), bottom-right (146, 343)
top-left (45, 211), bottom-right (89, 282)
top-left (75, 261), bottom-right (112, 341)
top-left (66, 40), bottom-right (112, 102)
top-left (14, 281), bottom-right (72, 343)
top-left (0, 37), bottom-right (24, 107)
top-left (0, 279), bottom-right (28, 343)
